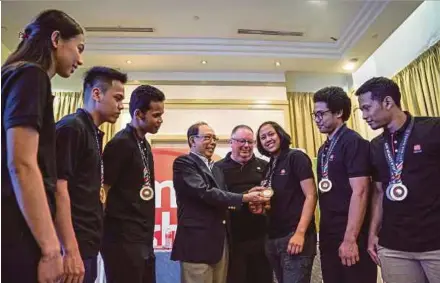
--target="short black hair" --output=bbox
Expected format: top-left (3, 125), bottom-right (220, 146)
top-left (187, 121), bottom-right (208, 147)
top-left (256, 121), bottom-right (291, 157)
top-left (231, 124), bottom-right (253, 136)
top-left (83, 66), bottom-right (128, 102)
top-left (355, 77), bottom-right (401, 108)
top-left (129, 85), bottom-right (166, 117)
top-left (313, 86), bottom-right (352, 121)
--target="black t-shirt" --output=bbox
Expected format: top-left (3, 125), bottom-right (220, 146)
top-left (56, 109), bottom-right (104, 258)
top-left (103, 124), bottom-right (156, 245)
top-left (267, 148), bottom-right (316, 239)
top-left (317, 125), bottom-right (371, 246)
top-left (1, 62), bottom-right (57, 214)
top-left (371, 113), bottom-right (440, 252)
top-left (215, 153), bottom-right (268, 243)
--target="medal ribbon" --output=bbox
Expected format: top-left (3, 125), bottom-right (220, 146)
top-left (320, 126), bottom-right (347, 179)
top-left (137, 140), bottom-right (152, 188)
top-left (94, 131), bottom-right (104, 188)
top-left (383, 118), bottom-right (414, 184)
top-left (262, 158), bottom-right (277, 188)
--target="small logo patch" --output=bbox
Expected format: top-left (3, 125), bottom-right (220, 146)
top-left (413, 144), bottom-right (422, 153)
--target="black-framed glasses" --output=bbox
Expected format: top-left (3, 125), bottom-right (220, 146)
top-left (231, 138), bottom-right (255, 146)
top-left (311, 110), bottom-right (332, 121)
top-left (193, 135), bottom-right (219, 142)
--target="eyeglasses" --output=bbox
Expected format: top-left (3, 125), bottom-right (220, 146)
top-left (311, 110), bottom-right (332, 121)
top-left (193, 135), bottom-right (219, 142)
top-left (231, 138), bottom-right (255, 145)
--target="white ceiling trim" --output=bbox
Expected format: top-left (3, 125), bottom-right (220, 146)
top-left (84, 0), bottom-right (389, 59)
top-left (337, 0), bottom-right (389, 54)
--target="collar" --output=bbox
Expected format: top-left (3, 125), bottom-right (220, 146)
top-left (190, 151), bottom-right (215, 168)
top-left (328, 123), bottom-right (346, 141)
top-left (77, 108), bottom-right (104, 137)
top-left (126, 123), bottom-right (146, 142)
top-left (384, 111), bottom-right (412, 137)
top-left (225, 151), bottom-right (256, 166)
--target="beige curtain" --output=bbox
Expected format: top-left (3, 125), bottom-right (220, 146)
top-left (392, 41), bottom-right (440, 117)
top-left (53, 92), bottom-right (116, 147)
top-left (288, 92), bottom-right (325, 157)
top-left (53, 92), bottom-right (83, 122)
top-left (99, 122), bottom-right (116, 147)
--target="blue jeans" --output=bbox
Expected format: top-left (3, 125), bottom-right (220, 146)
top-left (265, 232), bottom-right (316, 283)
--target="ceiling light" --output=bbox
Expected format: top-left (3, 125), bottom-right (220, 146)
top-left (126, 60), bottom-right (132, 64)
top-left (275, 61), bottom-right (281, 67)
top-left (342, 58), bottom-right (358, 71)
top-left (201, 60), bottom-right (207, 65)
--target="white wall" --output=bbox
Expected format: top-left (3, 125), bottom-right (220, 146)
top-left (285, 71), bottom-right (353, 93)
top-left (353, 1), bottom-right (440, 87)
top-left (119, 84), bottom-right (288, 137)
top-left (124, 84), bottom-right (287, 101)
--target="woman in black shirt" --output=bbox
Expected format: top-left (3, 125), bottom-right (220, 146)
top-left (2, 9), bottom-right (84, 283)
top-left (255, 121), bottom-right (318, 283)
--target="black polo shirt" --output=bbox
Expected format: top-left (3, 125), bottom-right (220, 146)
top-left (215, 152), bottom-right (268, 243)
top-left (317, 125), bottom-right (371, 247)
top-left (56, 109), bottom-right (104, 258)
top-left (371, 113), bottom-right (440, 252)
top-left (268, 148), bottom-right (316, 239)
top-left (1, 62), bottom-right (57, 214)
top-left (103, 124), bottom-right (156, 245)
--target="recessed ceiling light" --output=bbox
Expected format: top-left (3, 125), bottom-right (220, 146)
top-left (275, 61), bottom-right (281, 67)
top-left (126, 60), bottom-right (132, 64)
top-left (201, 60), bottom-right (207, 65)
top-left (342, 58), bottom-right (358, 71)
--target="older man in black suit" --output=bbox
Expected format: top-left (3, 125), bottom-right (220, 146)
top-left (171, 122), bottom-right (269, 283)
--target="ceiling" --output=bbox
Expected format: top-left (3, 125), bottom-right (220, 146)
top-left (1, 0), bottom-right (423, 76)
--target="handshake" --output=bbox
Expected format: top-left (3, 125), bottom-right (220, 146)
top-left (242, 186), bottom-right (274, 214)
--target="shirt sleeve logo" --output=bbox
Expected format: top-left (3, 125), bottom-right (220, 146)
top-left (413, 144), bottom-right (422, 153)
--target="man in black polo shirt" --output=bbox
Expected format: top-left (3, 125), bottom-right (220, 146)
top-left (101, 85), bottom-right (165, 283)
top-left (356, 77), bottom-right (440, 283)
top-left (215, 125), bottom-right (272, 283)
top-left (55, 67), bottom-right (127, 283)
top-left (313, 87), bottom-right (376, 283)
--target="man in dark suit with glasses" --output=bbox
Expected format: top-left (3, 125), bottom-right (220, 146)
top-left (171, 122), bottom-right (270, 283)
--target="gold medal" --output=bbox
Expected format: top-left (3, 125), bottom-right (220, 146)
top-left (100, 187), bottom-right (106, 204)
top-left (262, 187), bottom-right (274, 198)
top-left (140, 186), bottom-right (154, 201)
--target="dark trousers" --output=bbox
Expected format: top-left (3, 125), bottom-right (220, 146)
top-left (265, 232), bottom-right (316, 283)
top-left (227, 238), bottom-right (273, 283)
top-left (320, 239), bottom-right (377, 283)
top-left (102, 240), bottom-right (156, 283)
top-left (83, 256), bottom-right (98, 283)
top-left (1, 198), bottom-right (41, 283)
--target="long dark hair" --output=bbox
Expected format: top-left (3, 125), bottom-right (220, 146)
top-left (3, 9), bottom-right (83, 71)
top-left (256, 121), bottom-right (292, 157)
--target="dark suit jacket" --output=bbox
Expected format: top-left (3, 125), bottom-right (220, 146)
top-left (170, 152), bottom-right (243, 264)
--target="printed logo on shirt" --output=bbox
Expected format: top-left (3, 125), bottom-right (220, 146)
top-left (329, 154), bottom-right (335, 161)
top-left (413, 144), bottom-right (422, 154)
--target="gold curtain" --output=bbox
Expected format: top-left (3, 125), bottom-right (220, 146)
top-left (288, 92), bottom-right (325, 157)
top-left (392, 41), bottom-right (440, 117)
top-left (99, 122), bottom-right (116, 147)
top-left (53, 92), bottom-right (83, 122)
top-left (53, 92), bottom-right (116, 147)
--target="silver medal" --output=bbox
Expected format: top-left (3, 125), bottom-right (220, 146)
top-left (318, 178), bottom-right (332, 193)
